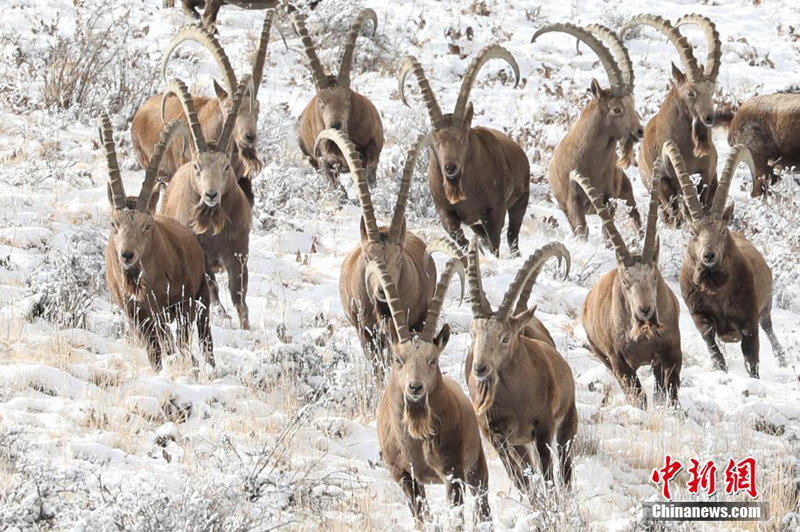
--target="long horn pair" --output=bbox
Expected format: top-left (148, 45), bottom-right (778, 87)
top-left (398, 55), bottom-right (445, 128)
top-left (252, 9), bottom-right (276, 97)
top-left (498, 243), bottom-right (570, 321)
top-left (337, 9), bottom-right (378, 88)
top-left (660, 140), bottom-right (704, 222)
top-left (289, 10), bottom-right (330, 89)
top-left (453, 44), bottom-right (520, 126)
top-left (162, 25), bottom-right (238, 97)
top-left (619, 15), bottom-right (702, 82)
top-left (420, 259), bottom-right (465, 343)
top-left (642, 157), bottom-right (664, 263)
top-left (364, 260), bottom-right (410, 343)
top-left (676, 14), bottom-right (722, 81)
top-left (313, 129), bottom-right (379, 242)
top-left (389, 135), bottom-right (430, 243)
top-left (141, 119), bottom-right (189, 211)
top-left (570, 171), bottom-right (633, 265)
top-left (97, 113), bottom-right (126, 210)
top-left (711, 145), bottom-right (756, 218)
top-left (533, 23), bottom-right (627, 95)
top-left (162, 78), bottom-right (208, 153)
top-left (218, 75), bottom-right (253, 153)
top-left (467, 236), bottom-right (492, 318)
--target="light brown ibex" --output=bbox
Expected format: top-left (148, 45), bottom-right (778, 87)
top-left (100, 113), bottom-right (214, 372)
top-left (533, 23), bottom-right (643, 238)
top-left (160, 78), bottom-right (253, 329)
top-left (620, 14), bottom-right (722, 224)
top-left (400, 45), bottom-right (529, 256)
top-left (376, 258), bottom-right (491, 526)
top-left (321, 129), bottom-right (436, 376)
top-left (666, 141), bottom-right (787, 377)
top-left (574, 160), bottom-right (682, 409)
top-left (293, 9), bottom-right (384, 194)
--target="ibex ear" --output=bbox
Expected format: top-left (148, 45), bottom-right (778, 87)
top-left (590, 79), bottom-right (602, 100)
top-left (359, 216), bottom-right (369, 242)
top-left (213, 80), bottom-right (228, 100)
top-left (106, 183), bottom-right (115, 207)
top-left (146, 185), bottom-right (161, 215)
top-left (434, 323), bottom-right (451, 352)
top-left (510, 305), bottom-right (537, 333)
top-left (463, 102), bottom-right (474, 130)
top-left (397, 218), bottom-right (407, 246)
top-left (653, 236), bottom-right (661, 262)
top-left (723, 202), bottom-right (734, 222)
top-left (671, 63), bottom-right (686, 84)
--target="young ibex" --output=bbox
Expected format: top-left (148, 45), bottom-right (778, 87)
top-left (533, 24), bottom-right (643, 238)
top-left (180, 0), bottom-right (279, 32)
top-left (293, 9), bottom-right (384, 193)
top-left (724, 92), bottom-right (800, 196)
top-left (132, 14), bottom-right (274, 205)
top-left (320, 130), bottom-right (437, 375)
top-left (160, 78), bottom-right (253, 329)
top-left (620, 14), bottom-right (722, 224)
top-left (573, 161), bottom-right (682, 409)
top-left (400, 45), bottom-right (529, 255)
top-left (100, 113), bottom-right (214, 372)
top-left (376, 258), bottom-right (491, 525)
top-left (666, 141), bottom-right (788, 377)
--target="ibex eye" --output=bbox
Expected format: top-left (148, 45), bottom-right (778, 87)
top-left (395, 357), bottom-right (403, 366)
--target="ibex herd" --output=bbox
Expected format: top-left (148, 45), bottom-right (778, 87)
top-left (93, 3), bottom-right (795, 523)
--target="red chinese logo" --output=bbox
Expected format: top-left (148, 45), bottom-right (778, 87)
top-left (651, 456), bottom-right (758, 500)
top-left (687, 459), bottom-right (717, 496)
top-left (724, 458), bottom-right (758, 498)
top-left (651, 455), bottom-right (683, 500)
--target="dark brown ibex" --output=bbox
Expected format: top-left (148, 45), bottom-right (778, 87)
top-left (160, 78), bottom-right (253, 329)
top-left (533, 23), bottom-right (643, 238)
top-left (667, 141), bottom-right (787, 377)
top-left (574, 160), bottom-right (682, 409)
top-left (179, 0), bottom-right (279, 32)
top-left (399, 45), bottom-right (529, 256)
top-left (376, 258), bottom-right (491, 526)
top-left (293, 9), bottom-right (384, 193)
top-left (322, 129), bottom-right (436, 375)
top-left (620, 14), bottom-right (722, 224)
top-left (100, 113), bottom-right (214, 372)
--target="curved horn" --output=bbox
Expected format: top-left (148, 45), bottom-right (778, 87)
top-left (389, 135), bottom-right (429, 243)
top-left (453, 44), bottom-right (520, 125)
top-left (467, 236), bottom-right (492, 318)
top-left (364, 260), bottom-right (410, 343)
top-left (161, 25), bottom-right (237, 96)
top-left (398, 55), bottom-right (444, 128)
top-left (498, 243), bottom-right (570, 321)
top-left (661, 139), bottom-right (704, 222)
top-left (421, 259), bottom-right (465, 343)
top-left (289, 10), bottom-right (330, 89)
top-left (140, 119), bottom-right (188, 211)
top-left (162, 78), bottom-right (207, 152)
top-left (252, 10), bottom-right (275, 96)
top-left (423, 236), bottom-right (466, 276)
top-left (97, 113), bottom-right (126, 210)
top-left (513, 244), bottom-right (572, 316)
top-left (676, 14), bottom-right (721, 80)
top-left (642, 157), bottom-right (664, 263)
top-left (533, 23), bottom-right (626, 95)
top-left (218, 76), bottom-right (252, 153)
top-left (570, 170), bottom-right (632, 265)
top-left (314, 129), bottom-right (379, 242)
top-left (586, 24), bottom-right (634, 92)
top-left (619, 15), bottom-right (702, 82)
top-left (712, 145), bottom-right (755, 218)
top-left (337, 8), bottom-right (377, 88)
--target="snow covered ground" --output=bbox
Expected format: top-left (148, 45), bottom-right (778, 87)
top-left (1, 0), bottom-right (799, 529)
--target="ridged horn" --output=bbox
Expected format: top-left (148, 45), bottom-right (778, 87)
top-left (712, 145), bottom-right (755, 218)
top-left (453, 44), bottom-right (520, 125)
top-left (289, 10), bottom-right (330, 89)
top-left (364, 260), bottom-right (410, 343)
top-left (586, 24), bottom-right (634, 92)
top-left (337, 8), bottom-right (378, 88)
top-left (467, 236), bottom-right (492, 318)
top-left (570, 170), bottom-right (632, 265)
top-left (399, 55), bottom-right (444, 129)
top-left (513, 244), bottom-right (572, 316)
top-left (498, 243), bottom-right (570, 321)
top-left (252, 10), bottom-right (275, 96)
top-left (676, 14), bottom-right (721, 80)
top-left (619, 15), bottom-right (702, 82)
top-left (218, 76), bottom-right (252, 153)
top-left (161, 24), bottom-right (237, 97)
top-left (97, 113), bottom-right (126, 210)
top-left (389, 135), bottom-right (429, 243)
top-left (423, 236), bottom-right (467, 276)
top-left (140, 119), bottom-right (188, 211)
top-left (313, 129), bottom-right (379, 242)
top-left (162, 78), bottom-right (207, 152)
top-left (533, 23), bottom-right (626, 95)
top-left (642, 157), bottom-right (664, 263)
top-left (661, 139), bottom-right (704, 222)
top-left (420, 259), bottom-right (465, 343)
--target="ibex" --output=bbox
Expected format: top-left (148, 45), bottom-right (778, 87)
top-left (533, 23), bottom-right (643, 238)
top-left (573, 161), bottom-right (682, 409)
top-left (375, 258), bottom-right (491, 525)
top-left (723, 92), bottom-right (800, 196)
top-left (160, 78), bottom-right (253, 329)
top-left (179, 0), bottom-right (279, 32)
top-left (100, 113), bottom-right (214, 372)
top-left (132, 14), bottom-right (274, 205)
top-left (321, 130), bottom-right (436, 375)
top-left (400, 45), bottom-right (529, 256)
top-left (666, 141), bottom-right (788, 377)
top-left (620, 14), bottom-right (722, 224)
top-left (293, 9), bottom-right (384, 193)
